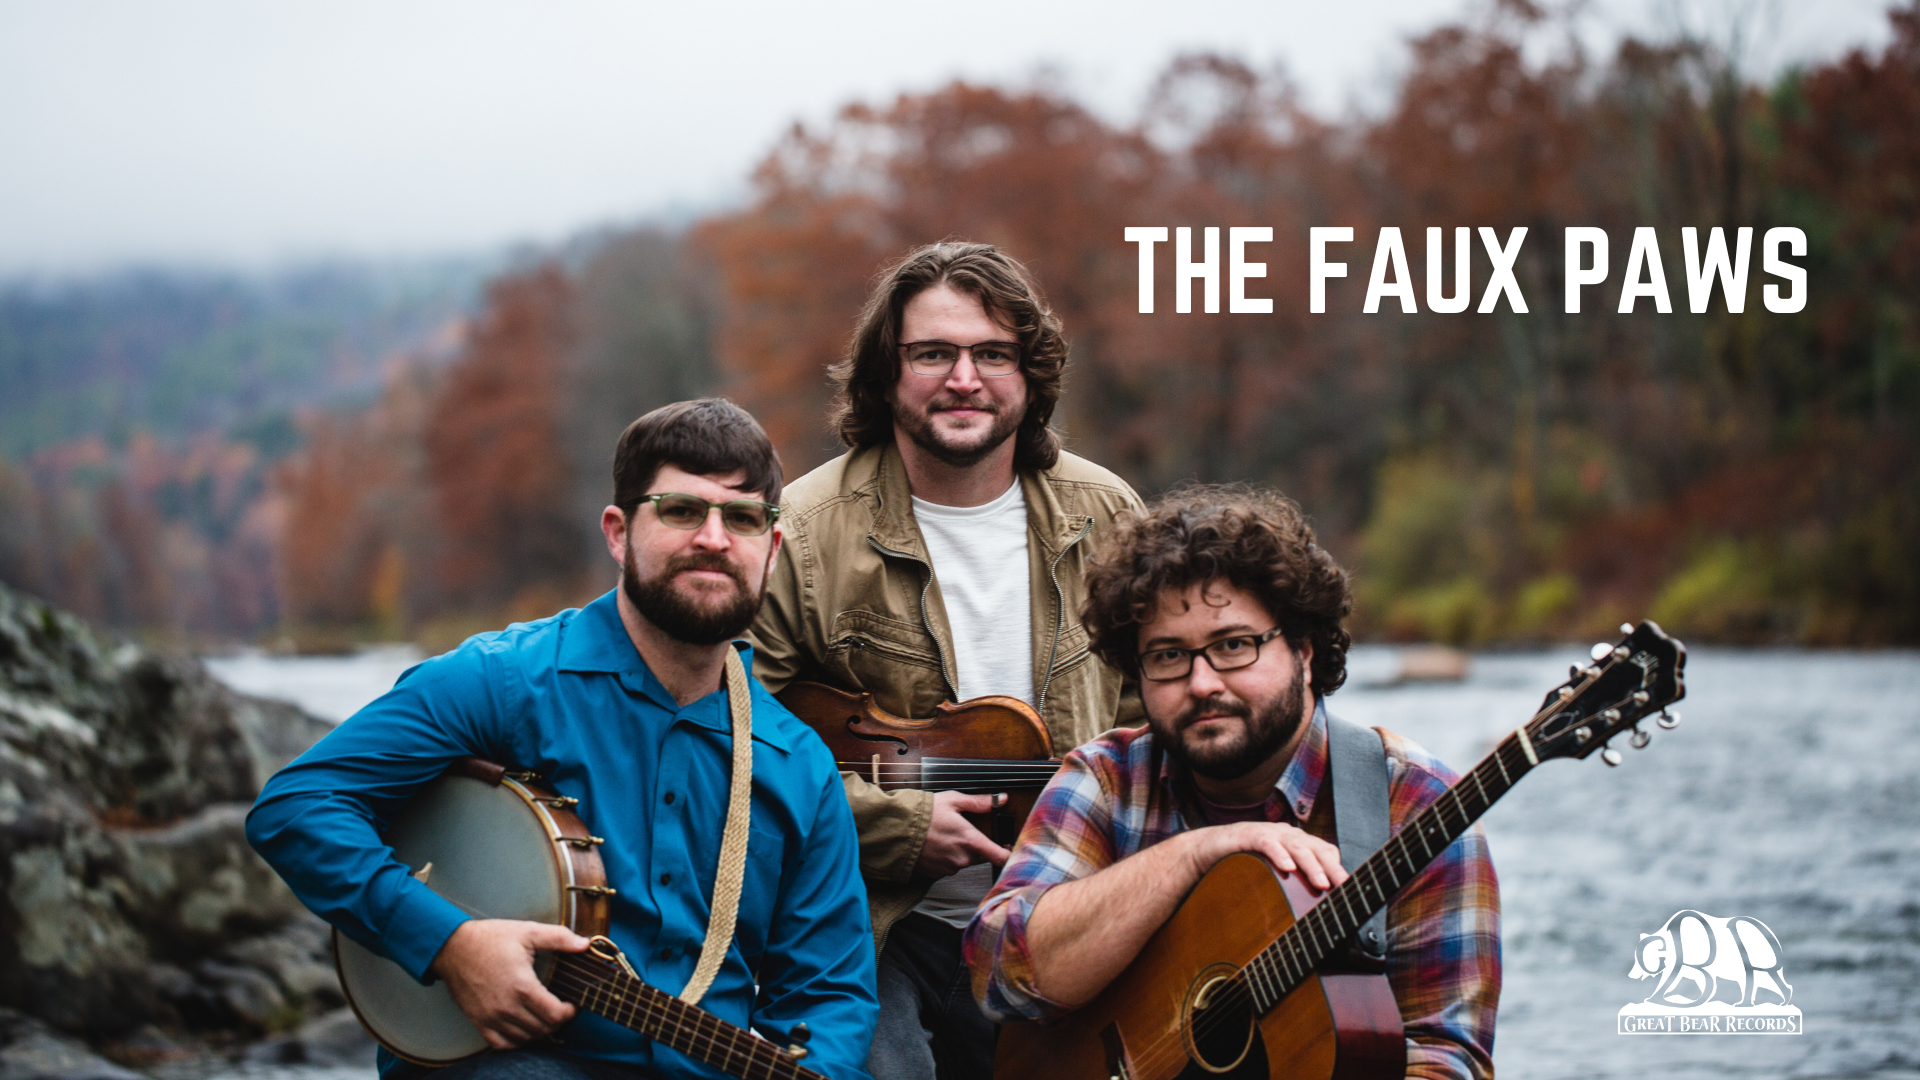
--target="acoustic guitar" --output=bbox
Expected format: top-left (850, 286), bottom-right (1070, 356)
top-left (776, 681), bottom-right (1060, 844)
top-left (333, 758), bottom-right (827, 1080)
top-left (995, 620), bottom-right (1687, 1080)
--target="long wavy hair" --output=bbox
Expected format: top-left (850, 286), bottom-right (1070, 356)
top-left (828, 242), bottom-right (1065, 471)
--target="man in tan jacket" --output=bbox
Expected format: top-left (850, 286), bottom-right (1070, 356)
top-left (748, 242), bottom-right (1141, 1080)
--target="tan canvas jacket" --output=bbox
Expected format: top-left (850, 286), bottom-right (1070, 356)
top-left (747, 441), bottom-right (1144, 951)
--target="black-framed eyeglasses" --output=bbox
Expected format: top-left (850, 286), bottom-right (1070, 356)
top-left (1136, 626), bottom-right (1287, 682)
top-left (643, 493), bottom-right (780, 537)
top-left (898, 340), bottom-right (1022, 377)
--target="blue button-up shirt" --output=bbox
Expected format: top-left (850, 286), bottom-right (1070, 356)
top-left (246, 592), bottom-right (876, 1080)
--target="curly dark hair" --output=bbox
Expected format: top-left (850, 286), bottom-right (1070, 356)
top-left (827, 242), bottom-right (1065, 471)
top-left (1082, 484), bottom-right (1353, 695)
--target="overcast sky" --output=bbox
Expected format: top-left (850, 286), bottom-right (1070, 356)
top-left (0, 0), bottom-right (1897, 275)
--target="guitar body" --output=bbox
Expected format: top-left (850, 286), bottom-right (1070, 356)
top-left (995, 855), bottom-right (1404, 1080)
top-left (777, 681), bottom-right (1055, 842)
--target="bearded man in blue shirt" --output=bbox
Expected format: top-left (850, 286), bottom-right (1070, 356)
top-left (247, 399), bottom-right (877, 1080)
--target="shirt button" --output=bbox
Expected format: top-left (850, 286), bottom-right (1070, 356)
top-left (1296, 800), bottom-right (1309, 817)
top-left (660, 946), bottom-right (678, 960)
top-left (663, 792), bottom-right (675, 804)
top-left (659, 872), bottom-right (672, 885)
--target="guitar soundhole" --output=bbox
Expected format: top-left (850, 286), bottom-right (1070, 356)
top-left (1183, 972), bottom-right (1264, 1078)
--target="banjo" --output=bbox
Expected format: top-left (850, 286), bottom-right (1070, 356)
top-left (333, 757), bottom-right (826, 1080)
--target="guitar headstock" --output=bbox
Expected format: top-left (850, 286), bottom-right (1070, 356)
top-left (1525, 621), bottom-right (1686, 764)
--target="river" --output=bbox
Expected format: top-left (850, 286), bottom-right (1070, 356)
top-left (206, 644), bottom-right (1920, 1079)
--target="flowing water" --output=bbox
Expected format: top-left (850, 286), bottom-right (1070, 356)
top-left (205, 644), bottom-right (1920, 1079)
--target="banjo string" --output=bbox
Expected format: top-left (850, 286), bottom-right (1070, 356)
top-left (546, 961), bottom-right (815, 1080)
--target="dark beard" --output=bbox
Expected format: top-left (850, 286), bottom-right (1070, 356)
top-left (622, 546), bottom-right (763, 646)
top-left (895, 395), bottom-right (1023, 468)
top-left (1160, 665), bottom-right (1309, 781)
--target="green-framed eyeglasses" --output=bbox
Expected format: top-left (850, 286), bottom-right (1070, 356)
top-left (643, 493), bottom-right (780, 536)
top-left (1136, 626), bottom-right (1288, 682)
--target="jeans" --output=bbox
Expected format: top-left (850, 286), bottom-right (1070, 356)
top-left (868, 913), bottom-right (996, 1080)
top-left (383, 1047), bottom-right (649, 1080)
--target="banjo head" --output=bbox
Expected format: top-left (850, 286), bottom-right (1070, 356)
top-left (335, 769), bottom-right (586, 1065)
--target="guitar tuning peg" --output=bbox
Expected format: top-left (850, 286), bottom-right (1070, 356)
top-left (1657, 710), bottom-right (1680, 730)
top-left (1569, 664), bottom-right (1582, 679)
top-left (1590, 642), bottom-right (1612, 661)
top-left (1620, 622), bottom-right (1635, 635)
top-left (1600, 745), bottom-right (1623, 766)
top-left (1630, 726), bottom-right (1651, 749)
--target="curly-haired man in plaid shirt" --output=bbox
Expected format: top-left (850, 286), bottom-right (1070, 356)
top-left (963, 486), bottom-right (1501, 1080)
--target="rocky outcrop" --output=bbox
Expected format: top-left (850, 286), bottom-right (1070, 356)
top-left (0, 581), bottom-right (351, 1061)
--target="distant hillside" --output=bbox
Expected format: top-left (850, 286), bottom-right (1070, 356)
top-left (0, 258), bottom-right (494, 459)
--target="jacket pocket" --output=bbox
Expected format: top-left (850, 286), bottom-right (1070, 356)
top-left (828, 609), bottom-right (948, 718)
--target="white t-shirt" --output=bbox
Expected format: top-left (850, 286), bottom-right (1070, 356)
top-left (909, 480), bottom-right (1034, 928)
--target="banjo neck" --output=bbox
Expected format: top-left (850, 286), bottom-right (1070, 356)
top-left (550, 941), bottom-right (827, 1080)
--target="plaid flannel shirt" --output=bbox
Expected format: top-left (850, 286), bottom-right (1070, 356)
top-left (963, 702), bottom-right (1500, 1080)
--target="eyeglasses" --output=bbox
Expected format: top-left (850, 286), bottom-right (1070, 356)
top-left (1136, 626), bottom-right (1288, 682)
top-left (898, 340), bottom-right (1022, 377)
top-left (643, 493), bottom-right (780, 537)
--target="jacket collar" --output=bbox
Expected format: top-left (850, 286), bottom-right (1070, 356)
top-left (557, 591), bottom-right (792, 754)
top-left (860, 440), bottom-right (1091, 555)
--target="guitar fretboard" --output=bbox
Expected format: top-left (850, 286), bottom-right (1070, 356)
top-left (548, 952), bottom-right (827, 1080)
top-left (1236, 730), bottom-right (1536, 1013)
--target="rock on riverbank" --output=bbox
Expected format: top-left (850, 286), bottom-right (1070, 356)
top-left (0, 582), bottom-right (365, 1072)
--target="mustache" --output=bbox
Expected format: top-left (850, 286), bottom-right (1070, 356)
top-left (665, 552), bottom-right (747, 587)
top-left (1172, 694), bottom-right (1252, 731)
top-left (928, 395), bottom-right (999, 414)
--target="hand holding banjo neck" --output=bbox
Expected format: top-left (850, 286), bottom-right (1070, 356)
top-left (336, 649), bottom-right (827, 1080)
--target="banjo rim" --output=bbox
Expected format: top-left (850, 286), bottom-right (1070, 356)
top-left (333, 758), bottom-right (613, 1066)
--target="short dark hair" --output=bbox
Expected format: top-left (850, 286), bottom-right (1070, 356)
top-left (1082, 484), bottom-right (1352, 695)
top-left (828, 242), bottom-right (1066, 471)
top-left (612, 398), bottom-right (783, 518)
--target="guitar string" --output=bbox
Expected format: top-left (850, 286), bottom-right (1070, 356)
top-left (1167, 737), bottom-right (1523, 1058)
top-left (1125, 735), bottom-right (1533, 1070)
top-left (546, 963), bottom-right (820, 1080)
top-left (1163, 736), bottom-right (1528, 1065)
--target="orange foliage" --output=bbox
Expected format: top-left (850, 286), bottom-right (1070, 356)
top-left (421, 265), bottom-right (586, 616)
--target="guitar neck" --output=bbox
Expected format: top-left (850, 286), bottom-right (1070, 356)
top-left (1238, 730), bottom-right (1537, 1013)
top-left (549, 953), bottom-right (828, 1080)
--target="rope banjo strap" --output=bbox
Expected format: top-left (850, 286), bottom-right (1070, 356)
top-left (678, 646), bottom-right (755, 1006)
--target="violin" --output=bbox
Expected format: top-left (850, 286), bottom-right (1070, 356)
top-left (775, 681), bottom-right (1062, 846)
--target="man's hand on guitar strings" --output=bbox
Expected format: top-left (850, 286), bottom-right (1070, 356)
top-left (1192, 821), bottom-right (1348, 891)
top-left (430, 919), bottom-right (589, 1049)
top-left (915, 791), bottom-right (1013, 879)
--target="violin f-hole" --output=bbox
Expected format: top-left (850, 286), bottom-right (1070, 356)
top-left (845, 715), bottom-right (912, 755)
